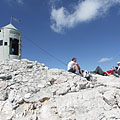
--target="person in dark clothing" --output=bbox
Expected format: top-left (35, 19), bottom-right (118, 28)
top-left (92, 66), bottom-right (104, 75)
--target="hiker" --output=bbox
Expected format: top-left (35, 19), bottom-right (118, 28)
top-left (67, 58), bottom-right (82, 74)
top-left (68, 58), bottom-right (93, 81)
top-left (113, 67), bottom-right (119, 77)
top-left (113, 62), bottom-right (120, 77)
top-left (92, 66), bottom-right (115, 76)
top-left (117, 61), bottom-right (120, 75)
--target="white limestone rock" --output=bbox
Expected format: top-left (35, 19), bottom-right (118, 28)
top-left (0, 59), bottom-right (120, 120)
top-left (0, 74), bottom-right (12, 80)
top-left (0, 90), bottom-right (8, 101)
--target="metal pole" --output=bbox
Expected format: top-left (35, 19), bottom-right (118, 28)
top-left (10, 16), bottom-right (12, 24)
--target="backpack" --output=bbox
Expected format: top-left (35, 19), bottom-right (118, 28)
top-left (82, 70), bottom-right (90, 78)
top-left (82, 70), bottom-right (92, 81)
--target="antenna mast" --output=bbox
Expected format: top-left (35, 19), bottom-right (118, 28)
top-left (10, 16), bottom-right (12, 24)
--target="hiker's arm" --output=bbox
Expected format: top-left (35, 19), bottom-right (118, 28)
top-left (105, 72), bottom-right (110, 76)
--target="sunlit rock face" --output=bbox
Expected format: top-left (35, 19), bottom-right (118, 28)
top-left (0, 59), bottom-right (120, 120)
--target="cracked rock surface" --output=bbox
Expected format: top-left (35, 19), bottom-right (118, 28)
top-left (0, 59), bottom-right (120, 120)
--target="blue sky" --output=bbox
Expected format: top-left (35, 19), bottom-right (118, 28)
top-left (0, 0), bottom-right (120, 71)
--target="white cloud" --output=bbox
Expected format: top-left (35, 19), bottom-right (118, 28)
top-left (98, 57), bottom-right (113, 63)
top-left (50, 0), bottom-right (120, 33)
top-left (8, 0), bottom-right (24, 4)
top-left (17, 0), bottom-right (23, 4)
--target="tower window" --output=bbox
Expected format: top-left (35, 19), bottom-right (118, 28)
top-left (10, 38), bottom-right (19, 55)
top-left (0, 30), bottom-right (1, 32)
top-left (0, 40), bottom-right (3, 46)
top-left (4, 42), bottom-right (7, 46)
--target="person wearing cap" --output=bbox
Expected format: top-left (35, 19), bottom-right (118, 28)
top-left (113, 67), bottom-right (120, 77)
top-left (67, 58), bottom-right (82, 74)
top-left (117, 61), bottom-right (120, 75)
top-left (117, 62), bottom-right (120, 69)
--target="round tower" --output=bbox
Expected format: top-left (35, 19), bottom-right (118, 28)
top-left (0, 24), bottom-right (21, 61)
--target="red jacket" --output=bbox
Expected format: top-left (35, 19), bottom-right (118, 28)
top-left (104, 70), bottom-right (113, 76)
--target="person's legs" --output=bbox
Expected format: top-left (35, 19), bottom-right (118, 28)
top-left (95, 66), bottom-right (104, 75)
top-left (77, 64), bottom-right (82, 73)
top-left (73, 65), bottom-right (78, 72)
top-left (69, 65), bottom-right (81, 74)
top-left (73, 64), bottom-right (82, 73)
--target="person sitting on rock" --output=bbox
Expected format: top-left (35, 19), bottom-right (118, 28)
top-left (113, 62), bottom-right (120, 77)
top-left (92, 66), bottom-right (115, 76)
top-left (67, 58), bottom-right (82, 74)
top-left (113, 67), bottom-right (119, 77)
top-left (116, 61), bottom-right (120, 75)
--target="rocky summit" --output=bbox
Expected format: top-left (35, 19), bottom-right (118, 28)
top-left (0, 59), bottom-right (120, 120)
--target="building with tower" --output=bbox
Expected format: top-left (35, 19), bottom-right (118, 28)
top-left (0, 24), bottom-right (21, 61)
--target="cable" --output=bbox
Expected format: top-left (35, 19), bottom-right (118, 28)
top-left (22, 34), bottom-right (120, 68)
top-left (22, 34), bottom-right (67, 66)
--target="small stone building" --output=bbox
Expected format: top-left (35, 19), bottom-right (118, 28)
top-left (0, 24), bottom-right (21, 61)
